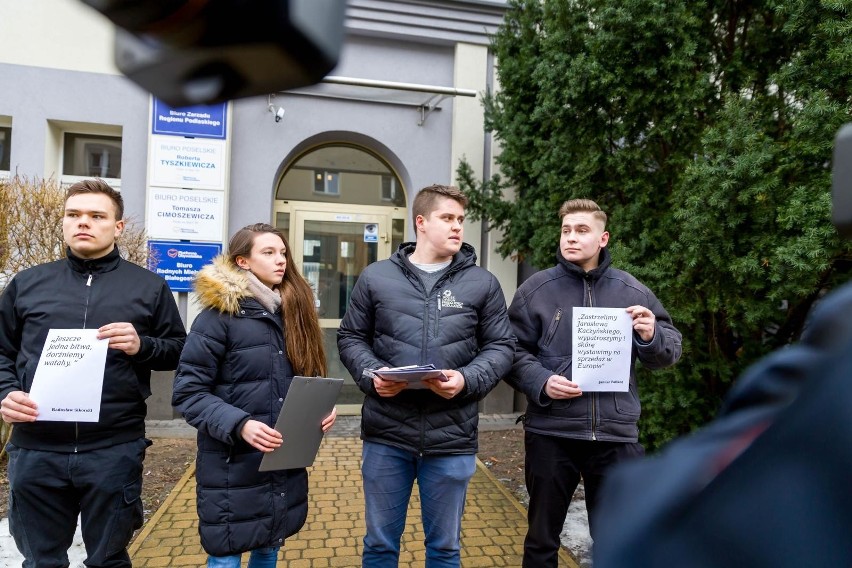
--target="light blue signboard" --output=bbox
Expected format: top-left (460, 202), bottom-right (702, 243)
top-left (152, 99), bottom-right (227, 139)
top-left (148, 240), bottom-right (222, 292)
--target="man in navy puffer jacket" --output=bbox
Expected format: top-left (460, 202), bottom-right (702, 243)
top-left (507, 199), bottom-right (682, 568)
top-left (338, 184), bottom-right (514, 567)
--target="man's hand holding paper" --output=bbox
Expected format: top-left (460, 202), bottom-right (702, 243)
top-left (373, 374), bottom-right (409, 397)
top-left (544, 374), bottom-right (583, 400)
top-left (97, 321), bottom-right (141, 355)
top-left (370, 365), bottom-right (451, 395)
top-left (0, 391), bottom-right (38, 423)
top-left (423, 369), bottom-right (464, 399)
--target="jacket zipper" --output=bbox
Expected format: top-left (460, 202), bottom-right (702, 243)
top-left (76, 271), bottom-right (94, 452)
top-left (422, 297), bottom-right (430, 359)
top-left (405, 260), bottom-right (462, 454)
top-left (83, 273), bottom-right (93, 328)
top-left (586, 276), bottom-right (597, 441)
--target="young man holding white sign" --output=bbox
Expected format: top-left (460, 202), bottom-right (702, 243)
top-left (0, 179), bottom-right (186, 568)
top-left (506, 199), bottom-right (682, 567)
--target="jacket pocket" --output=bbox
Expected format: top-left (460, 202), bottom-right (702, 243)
top-left (105, 475), bottom-right (144, 556)
top-left (543, 397), bottom-right (586, 420)
top-left (612, 383), bottom-right (641, 417)
top-left (541, 308), bottom-right (563, 349)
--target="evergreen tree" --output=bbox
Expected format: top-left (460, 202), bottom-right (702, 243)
top-left (460, 0), bottom-right (852, 448)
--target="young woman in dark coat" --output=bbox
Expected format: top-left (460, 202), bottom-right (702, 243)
top-left (173, 223), bottom-right (336, 568)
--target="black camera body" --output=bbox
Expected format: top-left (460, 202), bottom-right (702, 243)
top-left (81, 0), bottom-right (346, 107)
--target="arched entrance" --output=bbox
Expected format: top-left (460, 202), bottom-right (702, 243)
top-left (274, 143), bottom-right (407, 403)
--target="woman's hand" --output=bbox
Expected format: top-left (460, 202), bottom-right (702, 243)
top-left (321, 406), bottom-right (337, 433)
top-left (240, 419), bottom-right (283, 452)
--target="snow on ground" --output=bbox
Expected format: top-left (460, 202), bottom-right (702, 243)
top-left (0, 517), bottom-right (86, 568)
top-left (516, 483), bottom-right (594, 567)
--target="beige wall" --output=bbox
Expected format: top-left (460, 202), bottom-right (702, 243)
top-left (449, 42), bottom-right (517, 305)
top-left (0, 0), bottom-right (119, 74)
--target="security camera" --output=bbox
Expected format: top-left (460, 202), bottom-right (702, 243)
top-left (274, 107), bottom-right (285, 123)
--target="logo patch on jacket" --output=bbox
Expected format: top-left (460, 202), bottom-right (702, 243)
top-left (439, 289), bottom-right (464, 309)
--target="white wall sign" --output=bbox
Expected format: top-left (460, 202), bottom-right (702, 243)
top-left (149, 134), bottom-right (226, 190)
top-left (147, 187), bottom-right (225, 241)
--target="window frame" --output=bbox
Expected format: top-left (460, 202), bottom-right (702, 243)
top-left (0, 121), bottom-right (11, 175)
top-left (313, 170), bottom-right (341, 196)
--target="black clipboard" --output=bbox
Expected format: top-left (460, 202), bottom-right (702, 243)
top-left (258, 376), bottom-right (343, 471)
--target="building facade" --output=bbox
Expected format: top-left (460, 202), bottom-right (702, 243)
top-left (0, 0), bottom-right (522, 417)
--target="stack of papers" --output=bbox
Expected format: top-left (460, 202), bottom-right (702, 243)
top-left (370, 365), bottom-right (448, 388)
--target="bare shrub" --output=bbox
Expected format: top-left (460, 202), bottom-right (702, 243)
top-left (0, 175), bottom-right (150, 287)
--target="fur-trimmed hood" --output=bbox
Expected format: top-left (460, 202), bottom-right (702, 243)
top-left (193, 255), bottom-right (252, 315)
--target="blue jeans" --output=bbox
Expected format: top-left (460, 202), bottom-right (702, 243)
top-left (361, 441), bottom-right (476, 568)
top-left (207, 548), bottom-right (279, 568)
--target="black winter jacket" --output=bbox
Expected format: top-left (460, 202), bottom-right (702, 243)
top-left (337, 242), bottom-right (514, 455)
top-left (0, 247), bottom-right (185, 451)
top-left (507, 247), bottom-right (682, 442)
top-left (172, 257), bottom-right (308, 556)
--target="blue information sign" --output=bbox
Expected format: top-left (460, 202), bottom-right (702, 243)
top-left (152, 99), bottom-right (227, 139)
top-left (148, 240), bottom-right (222, 292)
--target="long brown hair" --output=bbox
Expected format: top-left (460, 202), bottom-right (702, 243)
top-left (228, 223), bottom-right (327, 377)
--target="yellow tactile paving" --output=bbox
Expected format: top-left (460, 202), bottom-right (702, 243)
top-left (129, 437), bottom-right (579, 567)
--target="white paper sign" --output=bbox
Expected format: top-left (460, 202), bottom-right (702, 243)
top-left (572, 308), bottom-right (633, 392)
top-left (146, 187), bottom-right (225, 241)
top-left (28, 329), bottom-right (109, 422)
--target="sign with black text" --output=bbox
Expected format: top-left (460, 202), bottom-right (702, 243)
top-left (147, 187), bottom-right (225, 241)
top-left (28, 329), bottom-right (108, 422)
top-left (149, 135), bottom-right (227, 190)
top-left (571, 307), bottom-right (632, 392)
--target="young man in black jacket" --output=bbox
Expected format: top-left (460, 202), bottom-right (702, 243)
top-left (0, 179), bottom-right (186, 568)
top-left (337, 184), bottom-right (514, 567)
top-left (507, 199), bottom-right (682, 567)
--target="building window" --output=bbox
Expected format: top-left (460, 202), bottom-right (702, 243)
top-left (278, 144), bottom-right (405, 207)
top-left (0, 126), bottom-right (11, 172)
top-left (314, 170), bottom-right (340, 195)
top-left (63, 133), bottom-right (122, 179)
top-left (381, 175), bottom-right (397, 202)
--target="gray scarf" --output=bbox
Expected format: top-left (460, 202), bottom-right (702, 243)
top-left (244, 271), bottom-right (282, 313)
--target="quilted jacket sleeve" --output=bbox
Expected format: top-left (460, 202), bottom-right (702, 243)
top-left (456, 273), bottom-right (515, 402)
top-left (172, 310), bottom-right (250, 445)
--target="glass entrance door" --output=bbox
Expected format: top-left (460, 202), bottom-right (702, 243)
top-left (282, 206), bottom-right (404, 404)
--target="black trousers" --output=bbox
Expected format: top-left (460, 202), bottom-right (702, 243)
top-left (7, 438), bottom-right (149, 568)
top-left (522, 431), bottom-right (644, 568)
